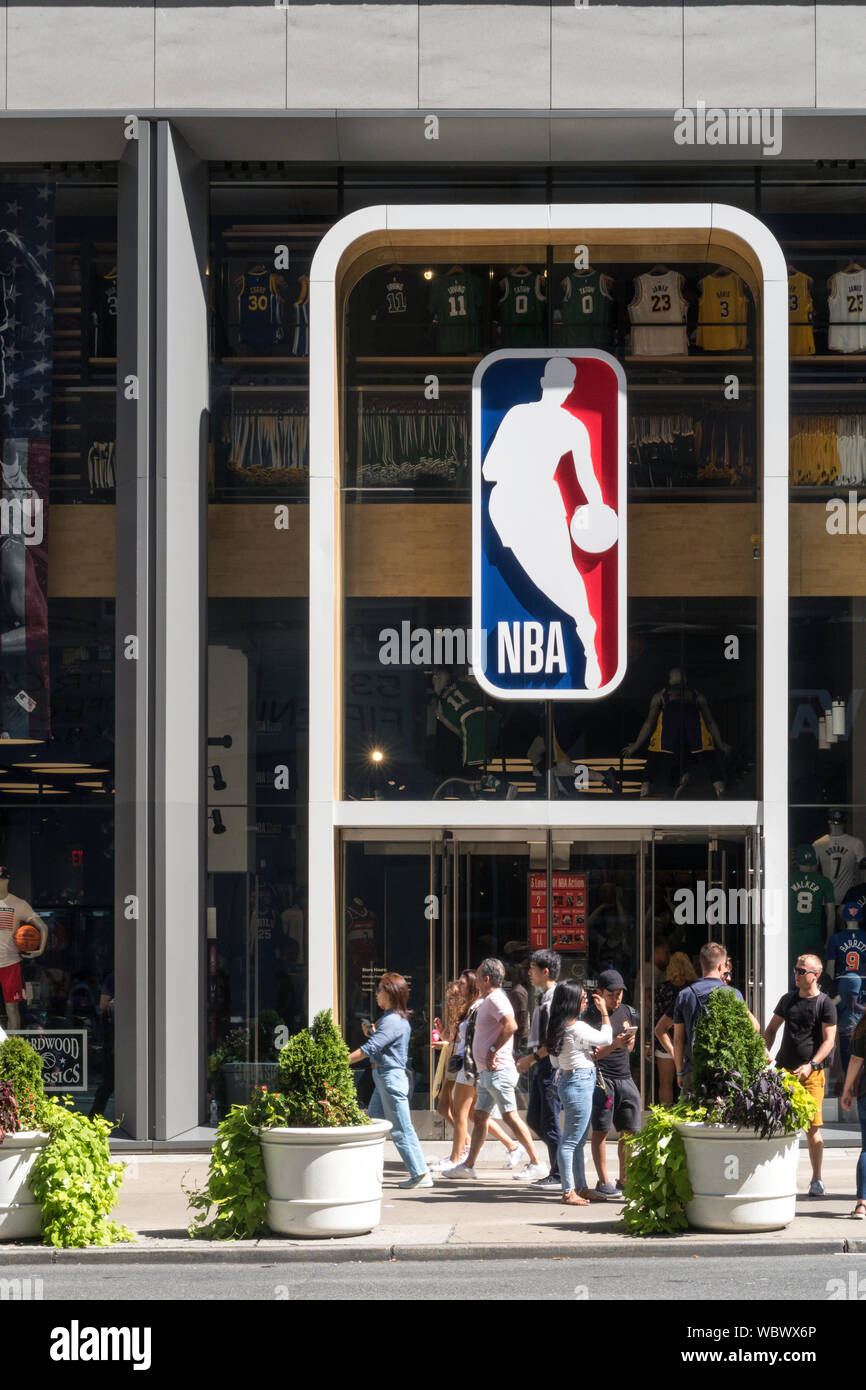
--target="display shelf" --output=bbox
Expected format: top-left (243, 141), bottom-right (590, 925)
top-left (355, 355), bottom-right (482, 368)
top-left (625, 354), bottom-right (752, 365)
top-left (87, 357), bottom-right (116, 368)
top-left (220, 356), bottom-right (308, 366)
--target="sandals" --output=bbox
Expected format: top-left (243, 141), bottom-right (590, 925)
top-left (578, 1186), bottom-right (609, 1204)
top-left (851, 1202), bottom-right (866, 1220)
top-left (561, 1190), bottom-right (590, 1206)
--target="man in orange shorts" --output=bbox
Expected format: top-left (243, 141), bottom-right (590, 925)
top-left (765, 953), bottom-right (838, 1196)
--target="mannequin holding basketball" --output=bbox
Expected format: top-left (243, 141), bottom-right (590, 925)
top-left (482, 356), bottom-right (617, 689)
top-left (0, 865), bottom-right (47, 1031)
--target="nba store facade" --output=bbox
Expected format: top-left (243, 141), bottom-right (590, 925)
top-left (1, 2), bottom-right (866, 1140)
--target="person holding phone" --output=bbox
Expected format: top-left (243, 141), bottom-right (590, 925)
top-left (546, 980), bottom-right (612, 1206)
top-left (584, 969), bottom-right (642, 1197)
top-left (347, 971), bottom-right (432, 1189)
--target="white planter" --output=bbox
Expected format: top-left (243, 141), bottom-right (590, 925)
top-left (259, 1119), bottom-right (392, 1238)
top-left (0, 1131), bottom-right (49, 1241)
top-left (675, 1122), bottom-right (800, 1233)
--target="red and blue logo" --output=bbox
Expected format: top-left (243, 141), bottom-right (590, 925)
top-left (472, 349), bottom-right (627, 700)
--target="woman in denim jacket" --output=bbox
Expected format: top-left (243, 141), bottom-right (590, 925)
top-left (348, 972), bottom-right (432, 1190)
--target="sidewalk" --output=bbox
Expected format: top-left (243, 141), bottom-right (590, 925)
top-left (3, 1142), bottom-right (866, 1264)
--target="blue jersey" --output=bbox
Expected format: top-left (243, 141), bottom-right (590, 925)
top-left (237, 267), bottom-right (286, 346)
top-left (827, 927), bottom-right (866, 1001)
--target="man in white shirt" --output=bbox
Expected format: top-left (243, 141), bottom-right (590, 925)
top-left (444, 957), bottom-right (546, 1182)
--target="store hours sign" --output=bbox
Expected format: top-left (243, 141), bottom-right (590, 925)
top-left (10, 1029), bottom-right (87, 1092)
top-left (472, 349), bottom-right (627, 699)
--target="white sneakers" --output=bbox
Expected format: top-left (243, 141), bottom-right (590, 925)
top-left (442, 1162), bottom-right (478, 1180)
top-left (502, 1144), bottom-right (528, 1170)
top-left (514, 1162), bottom-right (548, 1183)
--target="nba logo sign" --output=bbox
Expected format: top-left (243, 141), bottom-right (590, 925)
top-left (472, 349), bottom-right (626, 699)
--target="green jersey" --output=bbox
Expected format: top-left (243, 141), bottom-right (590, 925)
top-left (789, 870), bottom-right (834, 963)
top-left (555, 269), bottom-right (615, 348)
top-left (498, 268), bottom-right (546, 348)
top-left (428, 270), bottom-right (484, 355)
top-left (436, 678), bottom-right (500, 766)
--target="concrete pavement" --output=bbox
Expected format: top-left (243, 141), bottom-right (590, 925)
top-left (2, 1140), bottom-right (865, 1263)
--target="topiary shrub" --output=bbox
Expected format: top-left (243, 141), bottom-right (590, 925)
top-left (0, 1035), bottom-right (45, 1131)
top-left (276, 1009), bottom-right (368, 1128)
top-left (690, 986), bottom-right (768, 1095)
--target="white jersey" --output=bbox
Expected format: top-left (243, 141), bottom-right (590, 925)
top-left (828, 270), bottom-right (866, 353)
top-left (813, 833), bottom-right (866, 903)
top-left (629, 271), bottom-right (688, 356)
top-left (0, 893), bottom-right (45, 968)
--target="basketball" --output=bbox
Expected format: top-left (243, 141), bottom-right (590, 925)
top-left (570, 503), bottom-right (618, 554)
top-left (13, 924), bottom-right (40, 954)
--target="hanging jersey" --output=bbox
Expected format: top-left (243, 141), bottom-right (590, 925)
top-left (290, 272), bottom-right (309, 357)
top-left (237, 266), bottom-right (287, 347)
top-left (814, 833), bottom-right (866, 902)
top-left (363, 265), bottom-right (426, 354)
top-left (428, 270), bottom-right (484, 355)
top-left (629, 271), bottom-right (688, 356)
top-left (788, 270), bottom-right (815, 356)
top-left (436, 678), bottom-right (501, 766)
top-left (696, 272), bottom-right (748, 351)
top-left (826, 926), bottom-right (866, 1000)
top-left (828, 270), bottom-right (866, 353)
top-left (647, 687), bottom-right (715, 755)
top-left (789, 871), bottom-right (834, 960)
top-left (498, 268), bottom-right (546, 347)
top-left (555, 269), bottom-right (615, 348)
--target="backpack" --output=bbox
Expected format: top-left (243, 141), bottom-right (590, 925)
top-left (779, 989), bottom-right (836, 1071)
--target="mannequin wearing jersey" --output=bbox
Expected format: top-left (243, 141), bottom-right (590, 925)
top-left (814, 811), bottom-right (866, 906)
top-left (0, 866), bottom-right (47, 1031)
top-left (622, 669), bottom-right (730, 799)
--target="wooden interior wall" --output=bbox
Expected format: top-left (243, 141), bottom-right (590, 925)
top-left (46, 502), bottom-right (862, 598)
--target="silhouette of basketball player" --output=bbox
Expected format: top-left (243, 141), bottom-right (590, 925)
top-left (482, 357), bottom-right (612, 690)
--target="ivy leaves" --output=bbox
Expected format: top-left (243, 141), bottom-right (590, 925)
top-left (621, 1102), bottom-right (704, 1236)
top-left (28, 1097), bottom-right (135, 1248)
top-left (185, 1100), bottom-right (270, 1241)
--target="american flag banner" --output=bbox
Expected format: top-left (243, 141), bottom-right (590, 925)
top-left (0, 182), bottom-right (55, 741)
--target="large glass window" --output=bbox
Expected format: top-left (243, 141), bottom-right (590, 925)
top-left (1, 165), bottom-right (117, 1116)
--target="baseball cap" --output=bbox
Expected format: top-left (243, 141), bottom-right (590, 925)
top-left (828, 808), bottom-right (845, 824)
top-left (794, 844), bottom-right (818, 868)
top-left (841, 902), bottom-right (862, 923)
top-left (598, 968), bottom-right (626, 993)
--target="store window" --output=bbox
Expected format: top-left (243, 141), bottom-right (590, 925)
top-left (1, 166), bottom-right (117, 1116)
top-left (204, 169), bottom-right (334, 1118)
top-left (341, 233), bottom-right (762, 802)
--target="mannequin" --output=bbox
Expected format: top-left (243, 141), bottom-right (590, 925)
top-left (0, 866), bottom-right (47, 1031)
top-left (623, 668), bottom-right (730, 799)
top-left (813, 810), bottom-right (866, 906)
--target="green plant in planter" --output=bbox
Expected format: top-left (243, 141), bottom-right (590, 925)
top-left (0, 1034), bottom-right (45, 1130)
top-left (187, 1009), bottom-right (368, 1240)
top-left (622, 988), bottom-right (816, 1236)
top-left (0, 1038), bottom-right (134, 1248)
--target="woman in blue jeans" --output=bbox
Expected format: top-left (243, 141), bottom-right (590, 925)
top-left (347, 972), bottom-right (432, 1191)
top-left (546, 981), bottom-right (612, 1207)
top-left (841, 1013), bottom-right (866, 1218)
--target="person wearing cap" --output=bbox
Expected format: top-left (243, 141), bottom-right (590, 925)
top-left (584, 968), bottom-right (642, 1197)
top-left (789, 844), bottom-right (834, 970)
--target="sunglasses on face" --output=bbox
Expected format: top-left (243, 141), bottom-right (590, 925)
top-left (794, 966), bottom-right (815, 975)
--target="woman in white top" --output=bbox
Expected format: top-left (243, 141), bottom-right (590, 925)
top-left (546, 980), bottom-right (612, 1206)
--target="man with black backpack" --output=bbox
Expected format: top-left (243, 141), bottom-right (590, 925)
top-left (655, 941), bottom-right (761, 1095)
top-left (764, 953), bottom-right (838, 1197)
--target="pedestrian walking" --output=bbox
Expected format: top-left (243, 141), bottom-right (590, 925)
top-left (347, 971), bottom-right (432, 1190)
top-left (655, 941), bottom-right (760, 1094)
top-left (586, 968), bottom-right (642, 1197)
top-left (434, 969), bottom-right (525, 1173)
top-left (546, 979), bottom-right (612, 1206)
top-left (653, 951), bottom-right (696, 1104)
top-left (516, 949), bottom-right (562, 1191)
top-left (432, 980), bottom-right (462, 1128)
top-left (840, 1013), bottom-right (866, 1219)
top-left (764, 952), bottom-right (837, 1197)
top-left (444, 958), bottom-right (546, 1182)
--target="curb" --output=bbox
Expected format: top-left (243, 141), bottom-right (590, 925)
top-left (1, 1237), bottom-right (863, 1264)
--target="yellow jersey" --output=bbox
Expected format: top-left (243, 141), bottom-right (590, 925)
top-left (788, 270), bottom-right (815, 356)
top-left (696, 271), bottom-right (749, 351)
